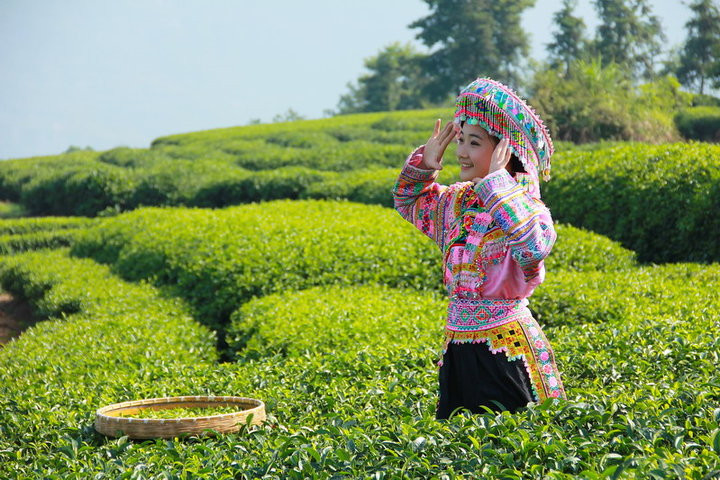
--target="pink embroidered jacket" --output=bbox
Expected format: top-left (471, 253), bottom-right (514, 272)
top-left (392, 145), bottom-right (557, 301)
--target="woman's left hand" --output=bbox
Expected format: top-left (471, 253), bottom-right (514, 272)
top-left (472, 137), bottom-right (512, 183)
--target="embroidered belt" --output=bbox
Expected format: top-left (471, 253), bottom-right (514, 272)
top-left (446, 297), bottom-right (530, 332)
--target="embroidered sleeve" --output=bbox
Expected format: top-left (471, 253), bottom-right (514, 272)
top-left (391, 145), bottom-right (448, 249)
top-left (473, 169), bottom-right (556, 281)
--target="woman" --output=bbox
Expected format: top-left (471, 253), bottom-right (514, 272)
top-left (392, 77), bottom-right (566, 419)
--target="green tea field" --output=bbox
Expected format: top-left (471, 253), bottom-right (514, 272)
top-left (0, 109), bottom-right (718, 479)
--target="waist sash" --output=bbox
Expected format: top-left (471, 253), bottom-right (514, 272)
top-left (446, 297), bottom-right (530, 332)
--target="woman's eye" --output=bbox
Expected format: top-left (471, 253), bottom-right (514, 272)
top-left (471, 142), bottom-right (480, 146)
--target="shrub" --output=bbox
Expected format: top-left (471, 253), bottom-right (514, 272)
top-left (674, 106), bottom-right (720, 142)
top-left (531, 61), bottom-right (687, 143)
top-left (542, 142), bottom-right (720, 262)
top-left (0, 216), bottom-right (94, 235)
top-left (227, 285), bottom-right (446, 360)
top-left (1, 224), bottom-right (719, 478)
top-left (69, 201), bottom-right (444, 330)
top-left (69, 200), bottom-right (635, 337)
top-left (20, 165), bottom-right (134, 216)
top-left (0, 230), bottom-right (82, 255)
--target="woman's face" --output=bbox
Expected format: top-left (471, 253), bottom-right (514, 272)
top-left (456, 123), bottom-right (498, 182)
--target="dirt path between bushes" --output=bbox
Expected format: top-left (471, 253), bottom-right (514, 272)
top-left (0, 292), bottom-right (42, 347)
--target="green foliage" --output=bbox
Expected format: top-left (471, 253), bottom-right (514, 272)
top-left (533, 262), bottom-right (720, 326)
top-left (19, 164), bottom-right (134, 216)
top-left (675, 106), bottom-right (720, 141)
top-left (69, 201), bottom-right (445, 331)
top-left (0, 230), bottom-right (81, 255)
top-left (0, 216), bottom-right (94, 235)
top-left (591, 0), bottom-right (665, 80)
top-left (0, 150), bottom-right (99, 202)
top-left (545, 224), bottom-right (636, 272)
top-left (543, 142), bottom-right (720, 263)
top-left (337, 42), bottom-right (427, 114)
top-left (0, 201), bottom-right (27, 219)
top-left (547, 0), bottom-right (589, 73)
top-left (0, 109), bottom-right (448, 216)
top-left (1, 210), bottom-right (719, 477)
top-left (676, 0), bottom-right (720, 94)
top-left (410, 0), bottom-right (535, 100)
top-left (0, 216), bottom-right (97, 254)
top-left (227, 285), bottom-right (446, 361)
top-left (531, 61), bottom-right (687, 143)
top-left (0, 249), bottom-right (219, 478)
top-left (69, 200), bottom-right (635, 339)
top-left (692, 92), bottom-right (720, 107)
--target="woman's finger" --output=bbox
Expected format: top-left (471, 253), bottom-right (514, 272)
top-left (439, 123), bottom-right (455, 145)
top-left (434, 119), bottom-right (441, 137)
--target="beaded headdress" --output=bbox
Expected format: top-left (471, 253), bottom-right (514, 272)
top-left (454, 77), bottom-right (555, 197)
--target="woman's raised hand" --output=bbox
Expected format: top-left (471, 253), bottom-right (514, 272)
top-left (421, 119), bottom-right (456, 170)
top-left (487, 137), bottom-right (513, 176)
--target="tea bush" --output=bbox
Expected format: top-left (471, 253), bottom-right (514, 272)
top-left (69, 201), bottom-right (444, 331)
top-left (70, 202), bottom-right (636, 332)
top-left (0, 216), bottom-right (95, 235)
top-left (227, 285), bottom-right (447, 361)
top-left (675, 106), bottom-right (720, 142)
top-left (542, 142), bottom-right (720, 263)
top-left (20, 163), bottom-right (135, 216)
top-left (1, 224), bottom-right (719, 478)
top-left (0, 249), bottom-right (219, 478)
top-left (0, 229), bottom-right (82, 255)
top-left (0, 216), bottom-right (97, 254)
top-left (1, 109), bottom-right (717, 265)
top-left (0, 109), bottom-right (447, 216)
top-left (532, 262), bottom-right (720, 326)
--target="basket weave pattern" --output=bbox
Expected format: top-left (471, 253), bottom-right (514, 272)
top-left (95, 395), bottom-right (266, 439)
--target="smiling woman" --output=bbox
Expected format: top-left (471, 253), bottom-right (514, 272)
top-left (392, 77), bottom-right (565, 419)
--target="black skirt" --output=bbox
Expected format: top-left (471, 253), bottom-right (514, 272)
top-left (436, 341), bottom-right (535, 419)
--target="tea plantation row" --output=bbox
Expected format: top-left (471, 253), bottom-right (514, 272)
top-left (0, 202), bottom-right (718, 477)
top-left (0, 216), bottom-right (96, 255)
top-left (68, 200), bottom-right (637, 338)
top-left (0, 107), bottom-right (717, 262)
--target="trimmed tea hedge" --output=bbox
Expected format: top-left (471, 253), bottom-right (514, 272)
top-left (0, 216), bottom-right (95, 235)
top-left (541, 142), bottom-right (720, 263)
top-left (0, 109), bottom-right (448, 216)
top-left (1, 226), bottom-right (719, 477)
top-left (69, 201), bottom-right (443, 331)
top-left (0, 216), bottom-right (97, 255)
top-left (70, 202), bottom-right (637, 333)
top-left (1, 109), bottom-right (718, 264)
top-left (227, 285), bottom-right (447, 361)
top-left (675, 106), bottom-right (720, 142)
top-left (0, 249), bottom-right (218, 478)
top-left (0, 229), bottom-right (82, 255)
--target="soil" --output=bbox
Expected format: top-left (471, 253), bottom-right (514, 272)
top-left (0, 292), bottom-right (43, 347)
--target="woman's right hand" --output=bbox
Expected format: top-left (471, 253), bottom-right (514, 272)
top-left (420, 119), bottom-right (456, 170)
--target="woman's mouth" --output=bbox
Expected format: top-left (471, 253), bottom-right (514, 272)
top-left (459, 161), bottom-right (473, 169)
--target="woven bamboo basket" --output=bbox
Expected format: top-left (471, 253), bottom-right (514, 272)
top-left (95, 395), bottom-right (266, 439)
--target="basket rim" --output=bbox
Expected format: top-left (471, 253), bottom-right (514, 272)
top-left (96, 395), bottom-right (265, 423)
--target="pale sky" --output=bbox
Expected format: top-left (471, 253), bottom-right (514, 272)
top-left (0, 0), bottom-right (692, 160)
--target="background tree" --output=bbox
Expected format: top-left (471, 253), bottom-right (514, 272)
top-left (676, 0), bottom-right (720, 95)
top-left (409, 0), bottom-right (535, 102)
top-left (591, 0), bottom-right (665, 80)
top-left (547, 0), bottom-right (589, 74)
top-left (272, 108), bottom-right (306, 123)
top-left (336, 43), bottom-right (426, 114)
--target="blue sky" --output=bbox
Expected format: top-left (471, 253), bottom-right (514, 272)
top-left (1, 0), bottom-right (692, 160)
